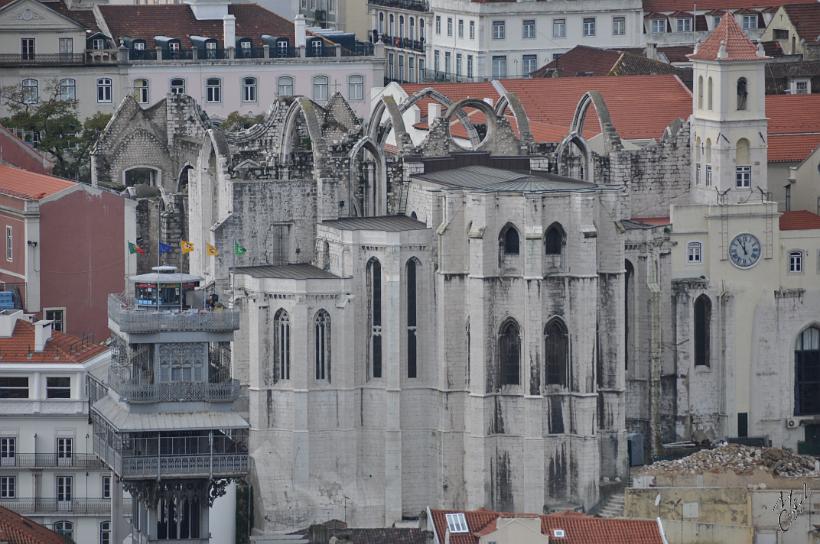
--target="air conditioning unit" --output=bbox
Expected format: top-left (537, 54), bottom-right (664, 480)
top-left (786, 418), bottom-right (799, 429)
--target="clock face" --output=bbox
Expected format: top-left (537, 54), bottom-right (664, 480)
top-left (729, 233), bottom-right (761, 269)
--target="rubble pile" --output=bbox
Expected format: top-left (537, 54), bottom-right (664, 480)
top-left (644, 444), bottom-right (820, 478)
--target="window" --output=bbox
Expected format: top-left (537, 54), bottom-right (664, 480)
top-left (315, 310), bottom-right (331, 381)
top-left (242, 76), bottom-right (257, 102)
top-left (274, 309), bottom-right (290, 381)
top-left (467, 55), bottom-right (473, 79)
top-left (409, 17), bottom-right (415, 40)
top-left (707, 77), bottom-right (713, 110)
top-left (789, 251), bottom-right (803, 273)
top-left (21, 37), bottom-right (35, 60)
top-left (276, 39), bottom-right (289, 57)
top-left (544, 319), bottom-right (568, 387)
top-left (492, 56), bottom-right (507, 79)
top-left (553, 18), bottom-right (566, 38)
top-left (458, 19), bottom-right (464, 38)
top-left (170, 78), bottom-right (185, 95)
top-left (312, 75), bottom-right (328, 101)
top-left (205, 41), bottom-right (217, 59)
top-left (651, 18), bottom-right (666, 33)
top-left (456, 53), bottom-right (462, 78)
top-left (0, 476), bottom-right (14, 498)
top-left (44, 309), bottom-right (65, 332)
top-left (687, 241), bottom-right (703, 263)
top-left (100, 521), bottom-right (111, 544)
top-left (59, 37), bottom-right (73, 57)
top-left (492, 20), bottom-right (505, 39)
top-left (445, 513), bottom-right (468, 533)
top-left (434, 50), bottom-right (440, 74)
top-left (523, 54), bottom-right (537, 76)
top-left (92, 38), bottom-right (106, 50)
top-left (795, 326), bottom-right (820, 415)
top-left (500, 223), bottom-right (519, 255)
top-left (523, 19), bottom-right (535, 38)
top-left (794, 80), bottom-right (809, 94)
top-left (134, 79), bottom-right (149, 104)
top-left (348, 75), bottom-right (364, 100)
top-left (705, 165), bottom-right (712, 186)
top-left (498, 319), bottom-right (520, 387)
top-left (378, 11), bottom-right (384, 34)
top-left (694, 295), bottom-right (711, 367)
top-left (419, 58), bottom-right (425, 79)
top-left (367, 259), bottom-right (382, 379)
top-left (742, 14), bottom-right (758, 30)
top-left (388, 53), bottom-right (394, 80)
top-left (697, 76), bottom-right (703, 109)
top-left (444, 51), bottom-right (451, 75)
top-left (0, 438), bottom-right (15, 465)
top-left (57, 438), bottom-right (72, 463)
top-left (47, 377), bottom-right (71, 399)
top-left (676, 17), bottom-right (691, 32)
top-left (420, 18), bottom-right (425, 40)
top-left (408, 57), bottom-right (415, 83)
top-left (56, 476), bottom-right (72, 502)
top-left (435, 15), bottom-right (441, 34)
top-left (613, 16), bottom-right (625, 35)
top-left (399, 15), bottom-right (404, 39)
top-left (102, 475), bottom-right (111, 499)
top-left (447, 17), bottom-right (453, 37)
top-left (97, 78), bottom-right (112, 103)
top-left (736, 138), bottom-right (751, 187)
top-left (737, 77), bottom-right (748, 110)
top-left (133, 40), bottom-right (145, 51)
top-left (311, 39), bottom-right (323, 57)
top-left (545, 223), bottom-right (565, 256)
top-left (54, 521), bottom-right (73, 540)
top-left (5, 226), bottom-right (11, 262)
top-left (206, 78), bottom-right (221, 102)
top-left (21, 79), bottom-right (37, 104)
top-left (58, 78), bottom-right (75, 101)
top-left (735, 166), bottom-right (751, 187)
top-left (406, 259), bottom-right (418, 378)
top-left (583, 17), bottom-right (596, 37)
top-left (278, 76), bottom-right (294, 97)
top-left (469, 20), bottom-right (475, 39)
top-left (0, 378), bottom-right (27, 399)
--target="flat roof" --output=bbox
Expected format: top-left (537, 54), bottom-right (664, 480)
top-left (413, 165), bottom-right (597, 193)
top-left (93, 396), bottom-right (248, 431)
top-left (233, 264), bottom-right (340, 280)
top-left (322, 215), bottom-right (428, 232)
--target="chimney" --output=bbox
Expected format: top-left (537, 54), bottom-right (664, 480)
top-left (223, 14), bottom-right (236, 49)
top-left (0, 310), bottom-right (22, 338)
top-left (295, 13), bottom-right (306, 48)
top-left (34, 320), bottom-right (52, 352)
top-left (428, 102), bottom-right (441, 121)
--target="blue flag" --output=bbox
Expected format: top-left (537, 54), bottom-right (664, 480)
top-left (159, 242), bottom-right (173, 254)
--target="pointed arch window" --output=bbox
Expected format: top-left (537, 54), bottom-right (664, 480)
top-left (367, 258), bottom-right (382, 379)
top-left (737, 77), bottom-right (748, 110)
top-left (545, 223), bottom-right (565, 255)
top-left (274, 309), bottom-right (290, 380)
top-left (795, 326), bottom-right (820, 415)
top-left (315, 310), bottom-right (331, 381)
top-left (697, 75), bottom-right (703, 109)
top-left (499, 223), bottom-right (519, 256)
top-left (707, 77), bottom-right (713, 110)
top-left (406, 258), bottom-right (418, 378)
top-left (498, 319), bottom-right (520, 387)
top-left (545, 319), bottom-right (568, 387)
top-left (694, 295), bottom-right (711, 367)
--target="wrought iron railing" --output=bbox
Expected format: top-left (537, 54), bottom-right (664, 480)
top-left (369, 0), bottom-right (429, 10)
top-left (108, 294), bottom-right (240, 333)
top-left (378, 35), bottom-right (425, 52)
top-left (0, 53), bottom-right (85, 65)
top-left (0, 497), bottom-right (112, 515)
top-left (0, 454), bottom-right (105, 469)
top-left (121, 454), bottom-right (249, 478)
top-left (112, 380), bottom-right (240, 403)
top-left (342, 42), bottom-right (376, 56)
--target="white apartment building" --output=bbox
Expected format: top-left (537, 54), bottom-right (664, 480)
top-left (369, 0), bottom-right (431, 84)
top-left (428, 0), bottom-right (643, 81)
top-left (0, 310), bottom-right (112, 544)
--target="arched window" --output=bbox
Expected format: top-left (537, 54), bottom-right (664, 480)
top-left (100, 520), bottom-right (111, 544)
top-left (498, 319), bottom-right (520, 387)
top-left (410, 17), bottom-right (415, 40)
top-left (737, 77), bottom-right (748, 110)
top-left (736, 138), bottom-right (751, 187)
top-left (274, 309), bottom-right (290, 380)
top-left (54, 521), bottom-right (73, 540)
top-left (695, 135), bottom-right (702, 183)
top-left (21, 79), bottom-right (38, 104)
top-left (322, 241), bottom-right (331, 271)
top-left (406, 258), bottom-right (418, 378)
top-left (544, 319), bottom-right (568, 387)
top-left (389, 13), bottom-right (395, 36)
top-left (242, 76), bottom-right (257, 102)
top-left (58, 78), bottom-right (76, 101)
top-left (315, 310), bottom-right (331, 381)
top-left (379, 12), bottom-right (384, 34)
top-left (545, 223), bottom-right (565, 255)
top-left (707, 76), bottom-right (713, 110)
top-left (399, 15), bottom-right (405, 39)
top-left (278, 76), bottom-right (294, 97)
top-left (312, 75), bottom-right (328, 102)
top-left (420, 18), bottom-right (425, 40)
top-left (795, 326), bottom-right (820, 415)
top-left (694, 295), bottom-right (711, 367)
top-left (499, 223), bottom-right (520, 256)
top-left (697, 75), bottom-right (703, 109)
top-left (367, 258), bottom-right (382, 379)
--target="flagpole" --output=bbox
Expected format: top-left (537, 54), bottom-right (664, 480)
top-left (157, 203), bottom-right (161, 269)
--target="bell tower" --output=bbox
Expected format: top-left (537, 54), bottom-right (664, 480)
top-left (688, 13), bottom-right (769, 204)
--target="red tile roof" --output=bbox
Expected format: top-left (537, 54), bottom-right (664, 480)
top-left (98, 4), bottom-right (296, 48)
top-left (0, 126), bottom-right (53, 175)
top-left (402, 75), bottom-right (692, 142)
top-left (780, 210), bottom-right (820, 230)
top-left (688, 13), bottom-right (762, 61)
top-left (0, 505), bottom-right (67, 544)
top-left (0, 319), bottom-right (108, 363)
top-left (44, 1), bottom-right (101, 33)
top-left (0, 164), bottom-right (75, 200)
top-left (766, 94), bottom-right (820, 162)
top-left (631, 216), bottom-right (672, 226)
top-left (768, 134), bottom-right (820, 163)
top-left (429, 509), bottom-right (664, 544)
top-left (645, 0), bottom-right (816, 12)
top-left (783, 3), bottom-right (820, 45)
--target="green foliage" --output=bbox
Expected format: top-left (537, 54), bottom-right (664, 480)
top-left (220, 111), bottom-right (264, 131)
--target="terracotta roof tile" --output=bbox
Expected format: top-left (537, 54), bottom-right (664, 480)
top-left (45, 2), bottom-right (101, 33)
top-left (0, 164), bottom-right (75, 200)
top-left (780, 210), bottom-right (820, 230)
top-left (689, 12), bottom-right (763, 61)
top-left (765, 93), bottom-right (820, 161)
top-left (631, 216), bottom-right (672, 226)
top-left (783, 3), bottom-right (820, 45)
top-left (429, 509), bottom-right (664, 544)
top-left (98, 4), bottom-right (295, 48)
top-left (645, 0), bottom-right (816, 12)
top-left (0, 505), bottom-right (66, 544)
top-left (0, 319), bottom-right (107, 363)
top-left (768, 134), bottom-right (820, 162)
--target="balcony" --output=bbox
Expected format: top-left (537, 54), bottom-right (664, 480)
top-left (0, 454), bottom-right (105, 470)
top-left (113, 380), bottom-right (240, 403)
top-left (120, 453), bottom-right (249, 478)
top-left (0, 52), bottom-right (121, 66)
top-left (108, 294), bottom-right (239, 334)
top-left (378, 35), bottom-right (425, 53)
top-left (369, 0), bottom-right (429, 11)
top-left (0, 498), bottom-right (112, 515)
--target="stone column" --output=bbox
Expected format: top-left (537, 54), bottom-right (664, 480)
top-left (382, 246), bottom-right (402, 524)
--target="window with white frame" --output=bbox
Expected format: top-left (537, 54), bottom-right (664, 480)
top-left (133, 79), bottom-right (149, 104)
top-left (408, 57), bottom-right (415, 83)
top-left (553, 18), bottom-right (566, 38)
top-left (455, 53), bottom-right (462, 78)
top-left (583, 17), bottom-right (596, 36)
top-left (92, 38), bottom-right (106, 50)
top-left (59, 37), bottom-right (73, 57)
top-left (467, 55), bottom-right (473, 78)
top-left (444, 51), bottom-right (451, 75)
top-left (170, 78), bottom-right (185, 95)
top-left (445, 513), bottom-right (468, 533)
top-left (742, 14), bottom-right (758, 30)
top-left (278, 76), bottom-right (294, 96)
top-left (312, 75), bottom-right (328, 102)
top-left (97, 78), bottom-right (112, 103)
top-left (44, 308), bottom-right (65, 332)
top-left (21, 79), bottom-right (38, 104)
top-left (242, 76), bottom-right (257, 102)
top-left (47, 377), bottom-right (71, 399)
top-left (5, 226), bottom-right (12, 262)
top-left (435, 15), bottom-right (441, 34)
top-left (789, 251), bottom-right (803, 273)
top-left (492, 56), bottom-right (507, 78)
top-left (651, 18), bottom-right (666, 33)
top-left (54, 521), bottom-right (73, 540)
top-left (102, 475), bottom-right (111, 499)
top-left (0, 437), bottom-right (16, 463)
top-left (793, 79), bottom-right (810, 94)
top-left (0, 476), bottom-right (14, 498)
top-left (736, 166), bottom-right (751, 187)
top-left (100, 521), bottom-right (111, 544)
top-left (58, 78), bottom-right (75, 101)
top-left (21, 38), bottom-right (35, 60)
top-left (57, 438), bottom-right (72, 463)
top-left (492, 20), bottom-right (505, 39)
top-left (705, 164), bottom-right (712, 186)
top-left (348, 75), bottom-right (363, 100)
top-left (458, 19), bottom-right (464, 38)
top-left (469, 20), bottom-right (475, 39)
top-left (56, 475), bottom-right (72, 502)
top-left (613, 16), bottom-right (625, 35)
top-left (206, 78), bottom-right (221, 102)
top-left (523, 54), bottom-right (537, 76)
top-left (687, 241), bottom-right (703, 263)
top-left (447, 17), bottom-right (452, 36)
top-left (434, 50), bottom-right (440, 74)
top-left (523, 19), bottom-right (536, 38)
top-left (676, 17), bottom-right (692, 32)
top-left (0, 379), bottom-right (26, 399)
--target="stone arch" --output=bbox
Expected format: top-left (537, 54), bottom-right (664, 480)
top-left (191, 129), bottom-right (231, 280)
top-left (177, 164), bottom-right (193, 193)
top-left (556, 91), bottom-right (623, 181)
top-left (279, 97), bottom-right (327, 174)
top-left (444, 97), bottom-right (497, 151)
top-left (108, 129), bottom-right (173, 191)
top-left (367, 94), bottom-right (412, 152)
top-left (348, 137), bottom-right (387, 216)
top-left (123, 165), bottom-right (162, 188)
top-left (493, 88), bottom-right (534, 148)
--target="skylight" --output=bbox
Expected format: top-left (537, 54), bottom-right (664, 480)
top-left (445, 512), bottom-right (468, 534)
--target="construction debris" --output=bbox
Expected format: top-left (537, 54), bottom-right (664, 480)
top-left (642, 444), bottom-right (820, 478)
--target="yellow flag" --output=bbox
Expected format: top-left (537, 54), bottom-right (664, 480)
top-left (180, 240), bottom-right (194, 254)
top-left (206, 243), bottom-right (219, 257)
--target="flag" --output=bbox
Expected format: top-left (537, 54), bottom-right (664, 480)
top-left (206, 243), bottom-right (219, 257)
top-left (159, 242), bottom-right (173, 254)
top-left (128, 242), bottom-right (145, 255)
top-left (234, 241), bottom-right (247, 256)
top-left (180, 240), bottom-right (194, 254)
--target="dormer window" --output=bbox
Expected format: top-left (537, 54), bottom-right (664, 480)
top-left (311, 39), bottom-right (323, 56)
top-left (133, 40), bottom-right (145, 51)
top-left (276, 39), bottom-right (289, 56)
top-left (651, 18), bottom-right (666, 33)
top-left (206, 41), bottom-right (217, 59)
top-left (92, 38), bottom-right (106, 50)
top-left (169, 41), bottom-right (180, 52)
top-left (742, 14), bottom-right (758, 30)
top-left (676, 17), bottom-right (691, 32)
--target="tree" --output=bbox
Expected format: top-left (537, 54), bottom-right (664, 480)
top-left (220, 111), bottom-right (264, 131)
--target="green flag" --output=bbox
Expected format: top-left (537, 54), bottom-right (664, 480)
top-left (128, 242), bottom-right (144, 255)
top-left (234, 241), bottom-right (247, 256)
